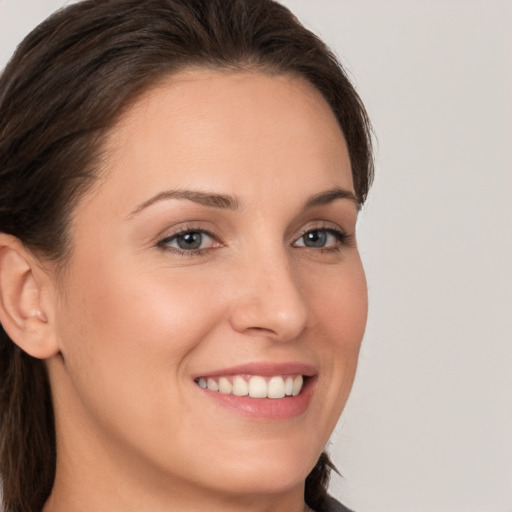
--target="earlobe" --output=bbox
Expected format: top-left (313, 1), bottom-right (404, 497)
top-left (0, 234), bottom-right (59, 359)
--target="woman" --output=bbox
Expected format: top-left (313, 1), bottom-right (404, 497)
top-left (0, 1), bottom-right (373, 511)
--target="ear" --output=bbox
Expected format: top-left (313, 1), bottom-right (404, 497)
top-left (0, 234), bottom-right (59, 359)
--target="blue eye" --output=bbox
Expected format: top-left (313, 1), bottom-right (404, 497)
top-left (175, 231), bottom-right (204, 250)
top-left (294, 228), bottom-right (345, 249)
top-left (158, 230), bottom-right (216, 252)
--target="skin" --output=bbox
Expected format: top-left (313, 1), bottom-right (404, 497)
top-left (3, 70), bottom-right (367, 511)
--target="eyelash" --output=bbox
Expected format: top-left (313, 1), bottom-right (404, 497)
top-left (156, 224), bottom-right (352, 257)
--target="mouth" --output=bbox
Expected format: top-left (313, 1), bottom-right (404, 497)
top-left (194, 374), bottom-right (305, 399)
top-left (192, 363), bottom-right (316, 420)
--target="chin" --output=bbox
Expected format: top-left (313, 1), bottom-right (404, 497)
top-left (194, 436), bottom-right (322, 497)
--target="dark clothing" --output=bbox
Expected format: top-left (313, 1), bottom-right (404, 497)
top-left (324, 495), bottom-right (354, 512)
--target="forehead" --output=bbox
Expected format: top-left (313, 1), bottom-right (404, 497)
top-left (85, 69), bottom-right (353, 212)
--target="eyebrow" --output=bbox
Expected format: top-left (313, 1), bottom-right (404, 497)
top-left (127, 189), bottom-right (241, 218)
top-left (305, 187), bottom-right (360, 210)
top-left (127, 185), bottom-right (359, 219)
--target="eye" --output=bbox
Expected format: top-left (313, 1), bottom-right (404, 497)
top-left (158, 229), bottom-right (217, 253)
top-left (293, 228), bottom-right (346, 249)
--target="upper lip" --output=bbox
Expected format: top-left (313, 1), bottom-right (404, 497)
top-left (194, 362), bottom-right (317, 379)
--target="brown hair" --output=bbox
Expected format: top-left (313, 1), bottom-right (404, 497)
top-left (0, 1), bottom-right (373, 510)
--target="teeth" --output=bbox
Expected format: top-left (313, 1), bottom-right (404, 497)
top-left (268, 376), bottom-right (285, 399)
top-left (218, 377), bottom-right (232, 394)
top-left (285, 376), bottom-right (293, 396)
top-left (232, 376), bottom-right (249, 396)
top-left (292, 375), bottom-right (303, 396)
top-left (248, 376), bottom-right (267, 398)
top-left (197, 374), bottom-right (305, 399)
top-left (207, 378), bottom-right (219, 392)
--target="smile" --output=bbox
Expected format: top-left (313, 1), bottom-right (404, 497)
top-left (195, 375), bottom-right (304, 399)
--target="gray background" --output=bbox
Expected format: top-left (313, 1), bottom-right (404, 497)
top-left (1, 1), bottom-right (511, 511)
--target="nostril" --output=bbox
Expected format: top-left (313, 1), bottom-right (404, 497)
top-left (244, 326), bottom-right (277, 337)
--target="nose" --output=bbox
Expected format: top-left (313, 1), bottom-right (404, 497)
top-left (229, 248), bottom-right (308, 342)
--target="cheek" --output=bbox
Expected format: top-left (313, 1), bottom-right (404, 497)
top-left (60, 251), bottom-right (221, 355)
top-left (331, 259), bottom-right (367, 374)
top-left (53, 252), bottom-right (225, 426)
top-left (306, 256), bottom-right (367, 420)
top-left (309, 254), bottom-right (368, 348)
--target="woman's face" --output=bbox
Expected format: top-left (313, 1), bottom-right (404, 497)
top-left (47, 70), bottom-right (367, 503)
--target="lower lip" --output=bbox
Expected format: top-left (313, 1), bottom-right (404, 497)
top-left (196, 377), bottom-right (316, 420)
